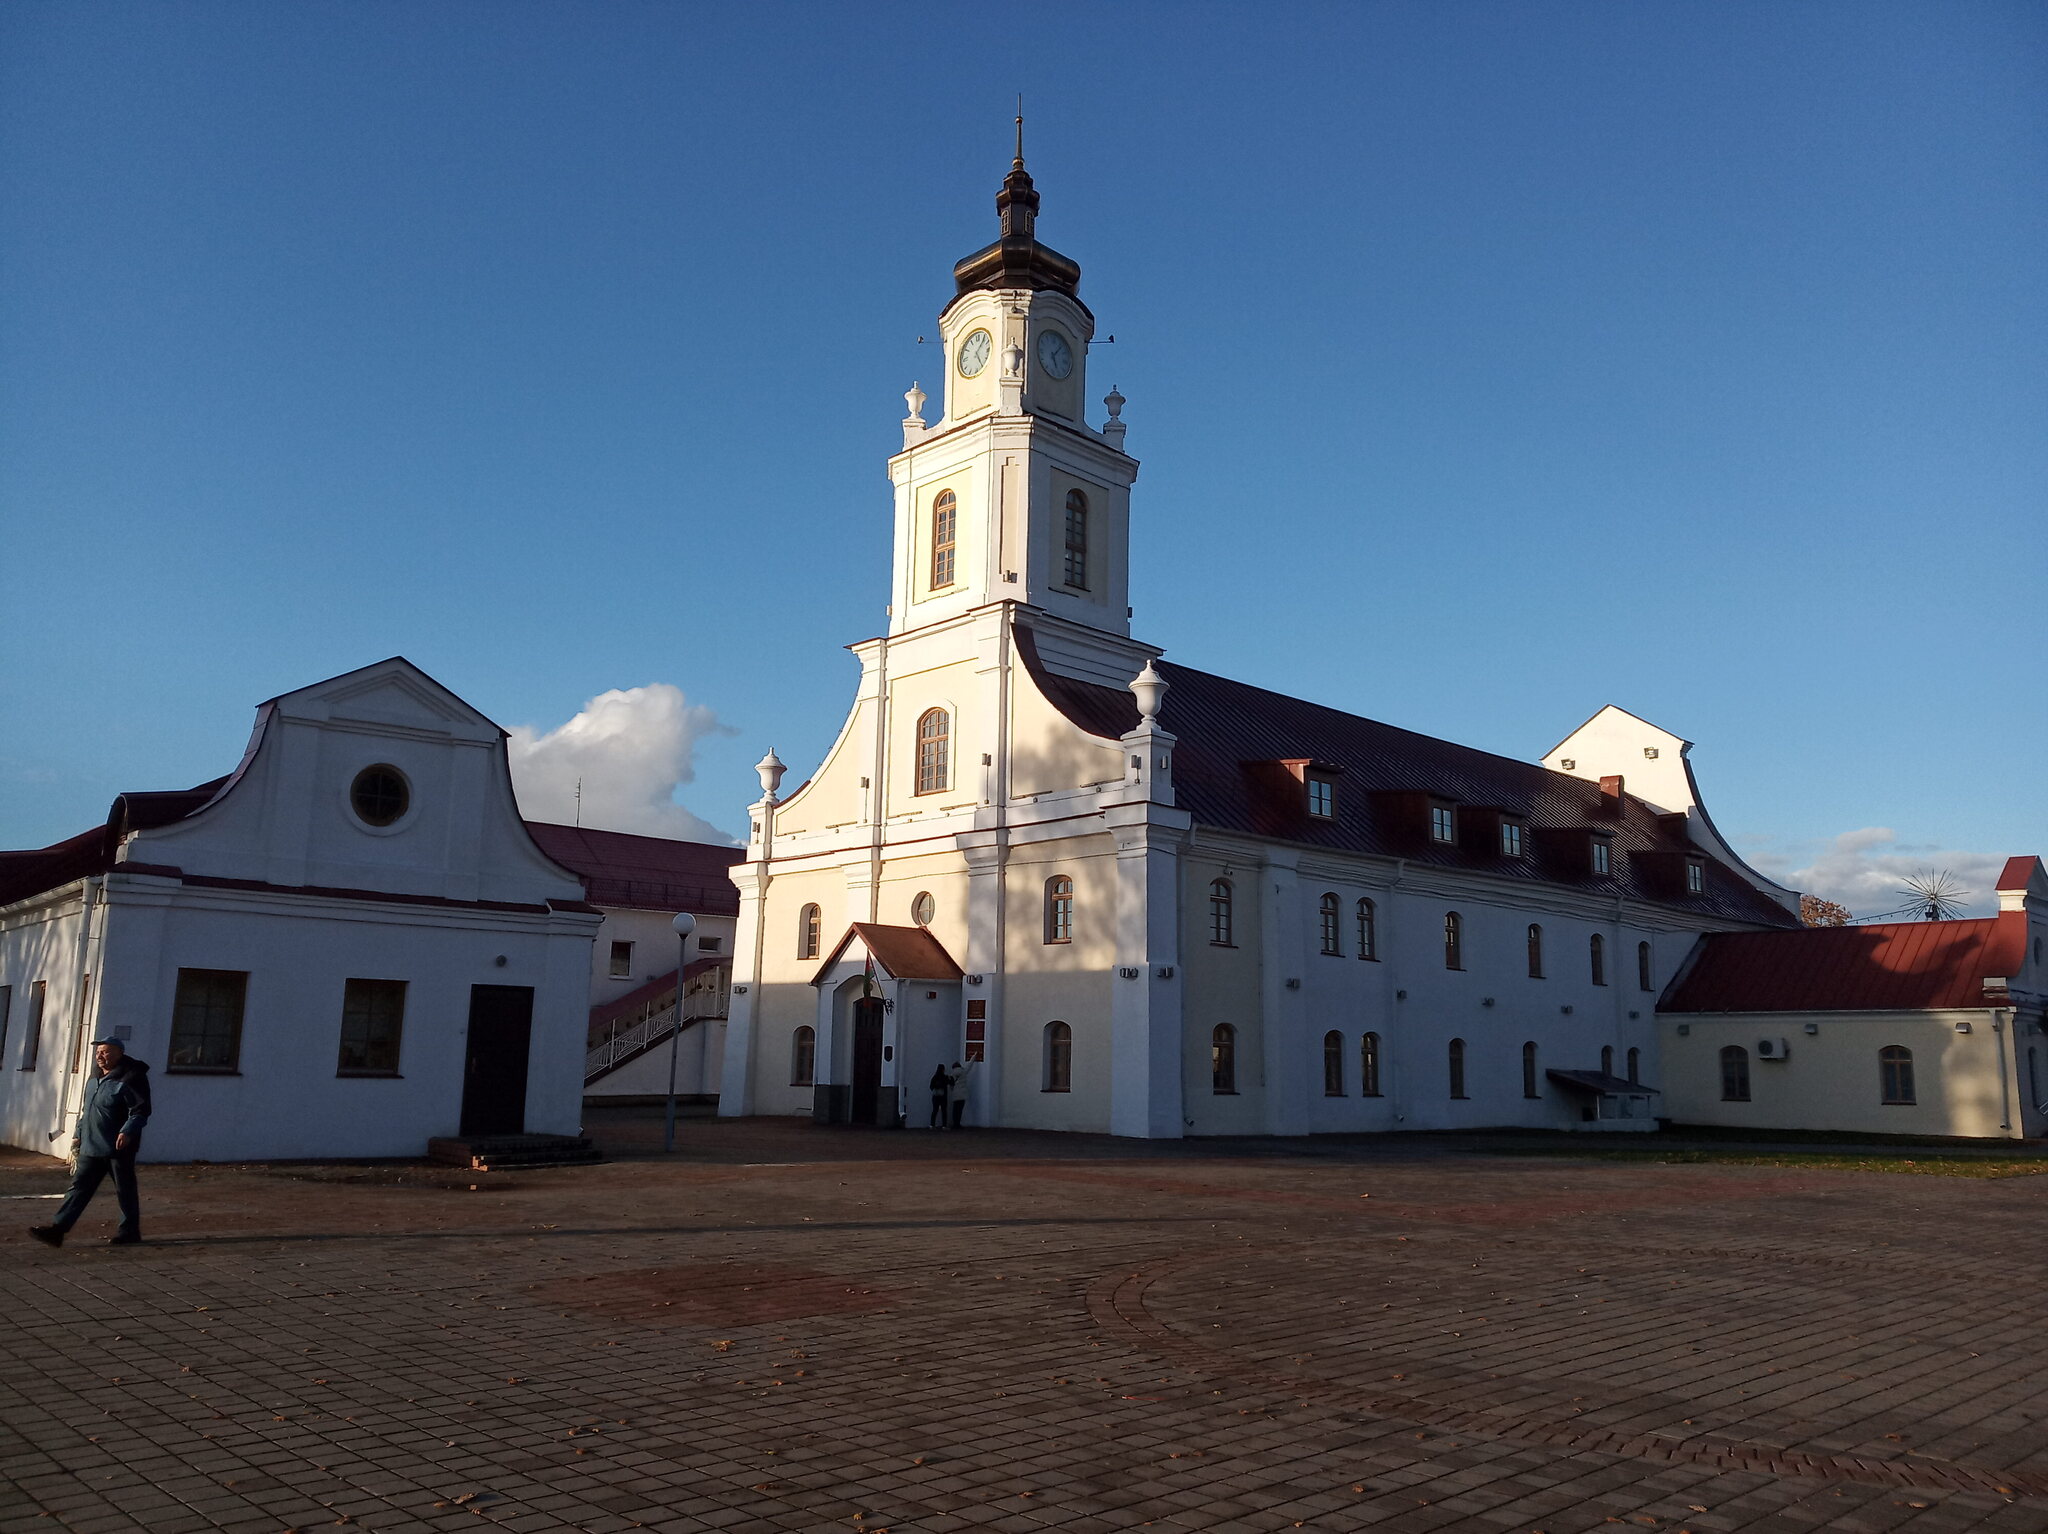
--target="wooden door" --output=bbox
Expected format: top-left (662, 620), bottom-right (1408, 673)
top-left (850, 999), bottom-right (886, 1125)
top-left (461, 985), bottom-right (534, 1137)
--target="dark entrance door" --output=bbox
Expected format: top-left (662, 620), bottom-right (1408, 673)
top-left (849, 998), bottom-right (886, 1126)
top-left (461, 985), bottom-right (534, 1137)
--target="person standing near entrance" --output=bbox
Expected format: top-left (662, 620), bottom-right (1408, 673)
top-left (928, 1062), bottom-right (951, 1129)
top-left (948, 1059), bottom-right (977, 1129)
top-left (29, 1039), bottom-right (151, 1248)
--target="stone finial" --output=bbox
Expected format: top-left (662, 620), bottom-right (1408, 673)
top-left (1130, 660), bottom-right (1168, 724)
top-left (755, 748), bottom-right (787, 802)
top-left (1004, 337), bottom-right (1026, 377)
top-left (1102, 384), bottom-right (1127, 447)
top-left (904, 382), bottom-right (927, 424)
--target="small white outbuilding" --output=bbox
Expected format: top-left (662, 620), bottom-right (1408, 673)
top-left (0, 658), bottom-right (603, 1162)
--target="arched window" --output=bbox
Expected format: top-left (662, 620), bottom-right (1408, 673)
top-left (1720, 1045), bottom-right (1750, 1102)
top-left (1323, 1030), bottom-right (1345, 1096)
top-left (1448, 1038), bottom-right (1468, 1099)
top-left (1527, 923), bottom-right (1544, 978)
top-left (790, 1026), bottom-right (816, 1087)
top-left (1063, 489), bottom-right (1089, 589)
top-left (1600, 1044), bottom-right (1615, 1077)
top-left (1443, 911), bottom-right (1464, 970)
top-left (1319, 893), bottom-right (1341, 955)
top-left (798, 903), bottom-right (821, 960)
top-left (1356, 898), bottom-right (1378, 960)
top-left (1209, 879), bottom-right (1234, 946)
top-left (1044, 876), bottom-right (1074, 944)
top-left (1360, 1032), bottom-right (1382, 1096)
top-left (1626, 1046), bottom-right (1640, 1084)
top-left (930, 489), bottom-right (957, 588)
top-left (1043, 1021), bottom-right (1072, 1092)
top-left (1211, 1024), bottom-right (1237, 1093)
top-left (1522, 1041), bottom-right (1539, 1098)
top-left (1637, 941), bottom-right (1654, 992)
top-left (911, 891), bottom-right (935, 927)
top-left (915, 708), bottom-right (950, 794)
top-left (1880, 1045), bottom-right (1915, 1105)
top-left (1589, 933), bottom-right (1607, 986)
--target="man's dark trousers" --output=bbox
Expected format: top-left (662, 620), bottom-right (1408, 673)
top-left (51, 1151), bottom-right (140, 1239)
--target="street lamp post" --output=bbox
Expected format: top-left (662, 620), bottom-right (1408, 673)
top-left (664, 911), bottom-right (697, 1154)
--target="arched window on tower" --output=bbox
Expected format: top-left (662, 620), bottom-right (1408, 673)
top-left (1323, 1030), bottom-right (1345, 1096)
top-left (798, 904), bottom-right (821, 960)
top-left (1209, 880), bottom-right (1234, 946)
top-left (915, 708), bottom-right (950, 795)
top-left (1319, 893), bottom-right (1341, 955)
top-left (1042, 1021), bottom-right (1072, 1093)
top-left (1044, 876), bottom-right (1074, 944)
top-left (1448, 1038), bottom-right (1468, 1100)
top-left (1522, 1041), bottom-right (1540, 1098)
top-left (1356, 898), bottom-right (1379, 960)
top-left (1601, 1044), bottom-right (1615, 1076)
top-left (790, 1026), bottom-right (815, 1087)
top-left (930, 489), bottom-right (958, 589)
top-left (1590, 933), bottom-right (1607, 986)
top-left (1063, 489), bottom-right (1089, 589)
top-left (1527, 923), bottom-right (1544, 978)
top-left (1443, 911), bottom-right (1464, 970)
top-left (1212, 1025), bottom-right (1238, 1093)
top-left (1360, 1032), bottom-right (1382, 1096)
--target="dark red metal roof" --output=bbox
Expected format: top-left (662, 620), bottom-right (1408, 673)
top-left (522, 822), bottom-right (742, 915)
top-left (588, 955), bottom-right (732, 1033)
top-left (1661, 913), bottom-right (2028, 1014)
top-left (0, 775), bottom-right (232, 909)
top-left (1015, 625), bottom-right (1797, 928)
top-left (1996, 856), bottom-right (2042, 894)
top-left (812, 923), bottom-right (964, 985)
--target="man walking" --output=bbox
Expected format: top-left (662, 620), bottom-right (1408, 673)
top-left (29, 1038), bottom-right (151, 1248)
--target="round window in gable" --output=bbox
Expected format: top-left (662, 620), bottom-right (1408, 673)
top-left (911, 891), bottom-right (935, 927)
top-left (350, 765), bottom-right (410, 827)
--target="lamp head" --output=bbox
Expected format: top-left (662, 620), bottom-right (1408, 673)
top-left (671, 912), bottom-right (698, 940)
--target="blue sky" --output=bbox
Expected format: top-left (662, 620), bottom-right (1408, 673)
top-left (3, 2), bottom-right (2041, 916)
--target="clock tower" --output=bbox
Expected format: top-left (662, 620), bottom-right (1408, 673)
top-left (885, 137), bottom-right (1141, 678)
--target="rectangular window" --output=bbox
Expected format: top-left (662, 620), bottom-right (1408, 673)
top-left (965, 999), bottom-right (987, 1063)
top-left (20, 981), bottom-right (45, 1070)
top-left (169, 969), bottom-right (247, 1072)
top-left (1686, 861), bottom-right (1704, 893)
top-left (1307, 778), bottom-right (1335, 819)
top-left (337, 979), bottom-right (406, 1075)
top-left (1500, 823), bottom-right (1524, 857)
top-left (697, 936), bottom-right (722, 954)
top-left (608, 940), bottom-right (634, 978)
top-left (1430, 805), bottom-right (1456, 843)
top-left (1591, 839), bottom-right (1612, 875)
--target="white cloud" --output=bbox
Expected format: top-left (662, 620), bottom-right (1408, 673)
top-left (1748, 827), bottom-right (2010, 920)
top-left (507, 683), bottom-right (738, 844)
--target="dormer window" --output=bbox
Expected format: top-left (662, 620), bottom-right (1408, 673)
top-left (1500, 822), bottom-right (1524, 857)
top-left (1307, 777), bottom-right (1336, 819)
top-left (1590, 837), bottom-right (1612, 876)
top-left (1685, 859), bottom-right (1705, 894)
top-left (1430, 805), bottom-right (1457, 843)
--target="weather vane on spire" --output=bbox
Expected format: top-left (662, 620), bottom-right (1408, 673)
top-left (1014, 94), bottom-right (1025, 165)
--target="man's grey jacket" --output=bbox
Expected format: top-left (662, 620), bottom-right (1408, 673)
top-left (76, 1058), bottom-right (152, 1158)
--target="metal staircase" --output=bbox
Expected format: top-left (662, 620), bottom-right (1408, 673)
top-left (583, 958), bottom-right (729, 1086)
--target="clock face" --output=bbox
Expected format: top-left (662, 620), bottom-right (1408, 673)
top-left (957, 329), bottom-right (993, 378)
top-left (1036, 328), bottom-right (1074, 380)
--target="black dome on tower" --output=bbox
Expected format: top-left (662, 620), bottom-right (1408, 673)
top-left (949, 125), bottom-right (1084, 310)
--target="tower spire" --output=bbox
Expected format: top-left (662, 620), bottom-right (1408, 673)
top-left (948, 107), bottom-right (1083, 304)
top-left (1014, 94), bottom-right (1025, 166)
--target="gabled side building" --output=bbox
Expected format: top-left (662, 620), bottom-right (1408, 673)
top-left (1658, 857), bottom-right (2048, 1139)
top-left (0, 659), bottom-right (602, 1162)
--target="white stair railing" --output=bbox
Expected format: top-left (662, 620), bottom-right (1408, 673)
top-left (583, 968), bottom-right (730, 1084)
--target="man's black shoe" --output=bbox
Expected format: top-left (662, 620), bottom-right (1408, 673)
top-left (107, 1234), bottom-right (142, 1247)
top-left (27, 1226), bottom-right (63, 1248)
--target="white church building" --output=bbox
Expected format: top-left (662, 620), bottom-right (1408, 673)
top-left (0, 659), bottom-right (604, 1162)
top-left (717, 149), bottom-right (1813, 1139)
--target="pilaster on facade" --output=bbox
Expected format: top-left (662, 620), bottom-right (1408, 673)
top-left (961, 839), bottom-right (1008, 1125)
top-left (1105, 801), bottom-right (1191, 1138)
top-left (717, 859), bottom-right (767, 1117)
top-left (1257, 846), bottom-right (1308, 1137)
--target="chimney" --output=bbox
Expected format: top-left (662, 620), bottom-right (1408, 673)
top-left (1599, 775), bottom-right (1625, 800)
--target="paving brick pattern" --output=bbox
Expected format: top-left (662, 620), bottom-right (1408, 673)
top-left (2, 1117), bottom-right (2046, 1534)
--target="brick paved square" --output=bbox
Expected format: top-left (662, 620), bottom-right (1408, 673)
top-left (4, 1115), bottom-right (2047, 1533)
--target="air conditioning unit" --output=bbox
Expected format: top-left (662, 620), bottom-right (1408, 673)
top-left (1756, 1037), bottom-right (1792, 1061)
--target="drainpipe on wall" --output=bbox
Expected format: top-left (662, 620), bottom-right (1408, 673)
top-left (1993, 1008), bottom-right (2015, 1135)
top-left (1385, 858), bottom-right (1407, 1124)
top-left (50, 875), bottom-right (105, 1147)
